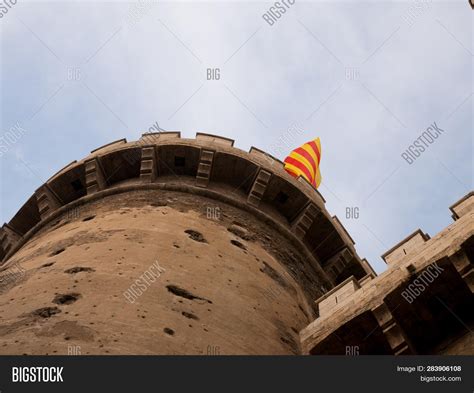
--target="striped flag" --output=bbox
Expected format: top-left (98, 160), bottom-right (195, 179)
top-left (283, 138), bottom-right (322, 188)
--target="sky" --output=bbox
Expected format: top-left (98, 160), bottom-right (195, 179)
top-left (0, 0), bottom-right (472, 274)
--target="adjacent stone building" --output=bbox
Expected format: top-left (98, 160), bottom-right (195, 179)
top-left (302, 192), bottom-right (473, 355)
top-left (0, 133), bottom-right (471, 355)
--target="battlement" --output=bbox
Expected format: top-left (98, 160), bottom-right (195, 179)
top-left (315, 276), bottom-right (361, 317)
top-left (450, 191), bottom-right (474, 221)
top-left (301, 193), bottom-right (474, 355)
top-left (381, 229), bottom-right (430, 265)
top-left (0, 133), bottom-right (372, 292)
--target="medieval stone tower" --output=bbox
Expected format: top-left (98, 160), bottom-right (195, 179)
top-left (0, 132), bottom-right (472, 355)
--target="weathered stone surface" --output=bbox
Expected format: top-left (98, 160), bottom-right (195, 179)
top-left (301, 193), bottom-right (474, 355)
top-left (2, 134), bottom-right (469, 355)
top-left (0, 190), bottom-right (321, 354)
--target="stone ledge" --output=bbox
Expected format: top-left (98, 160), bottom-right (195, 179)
top-left (90, 138), bottom-right (127, 154)
top-left (300, 208), bottom-right (473, 354)
top-left (1, 135), bottom-right (370, 287)
top-left (382, 229), bottom-right (430, 265)
top-left (450, 191), bottom-right (474, 220)
top-left (196, 132), bottom-right (234, 147)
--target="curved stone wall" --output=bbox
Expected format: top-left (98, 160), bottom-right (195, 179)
top-left (0, 133), bottom-right (376, 355)
top-left (0, 190), bottom-right (324, 354)
top-left (1, 133), bottom-right (373, 287)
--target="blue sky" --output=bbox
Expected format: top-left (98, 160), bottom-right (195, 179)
top-left (0, 0), bottom-right (472, 273)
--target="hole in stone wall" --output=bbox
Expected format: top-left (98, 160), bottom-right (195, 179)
top-left (64, 267), bottom-right (95, 274)
top-left (181, 311), bottom-right (199, 320)
top-left (50, 248), bottom-right (66, 257)
top-left (31, 307), bottom-right (61, 318)
top-left (53, 293), bottom-right (81, 305)
top-left (166, 285), bottom-right (212, 304)
top-left (230, 240), bottom-right (247, 250)
top-left (163, 327), bottom-right (175, 336)
top-left (184, 229), bottom-right (207, 243)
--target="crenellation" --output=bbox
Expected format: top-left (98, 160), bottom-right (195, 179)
top-left (2, 136), bottom-right (360, 282)
top-left (248, 146), bottom-right (284, 168)
top-left (141, 131), bottom-right (181, 141)
top-left (47, 160), bottom-right (78, 183)
top-left (382, 229), bottom-right (430, 265)
top-left (450, 191), bottom-right (474, 220)
top-left (316, 276), bottom-right (361, 317)
top-left (3, 134), bottom-right (470, 355)
top-left (196, 132), bottom-right (234, 147)
top-left (302, 195), bottom-right (473, 355)
top-left (297, 176), bottom-right (326, 204)
top-left (359, 272), bottom-right (375, 286)
top-left (90, 138), bottom-right (127, 154)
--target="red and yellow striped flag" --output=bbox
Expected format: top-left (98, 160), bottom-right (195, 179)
top-left (284, 138), bottom-right (322, 188)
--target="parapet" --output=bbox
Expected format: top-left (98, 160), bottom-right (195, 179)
top-left (450, 191), bottom-right (474, 221)
top-left (381, 229), bottom-right (430, 265)
top-left (0, 132), bottom-right (372, 294)
top-left (315, 276), bottom-right (361, 317)
top-left (196, 132), bottom-right (234, 147)
top-left (301, 192), bottom-right (474, 355)
top-left (90, 138), bottom-right (127, 154)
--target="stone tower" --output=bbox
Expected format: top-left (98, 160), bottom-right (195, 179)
top-left (1, 133), bottom-right (471, 356)
top-left (0, 132), bottom-right (374, 355)
top-left (302, 192), bottom-right (473, 355)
